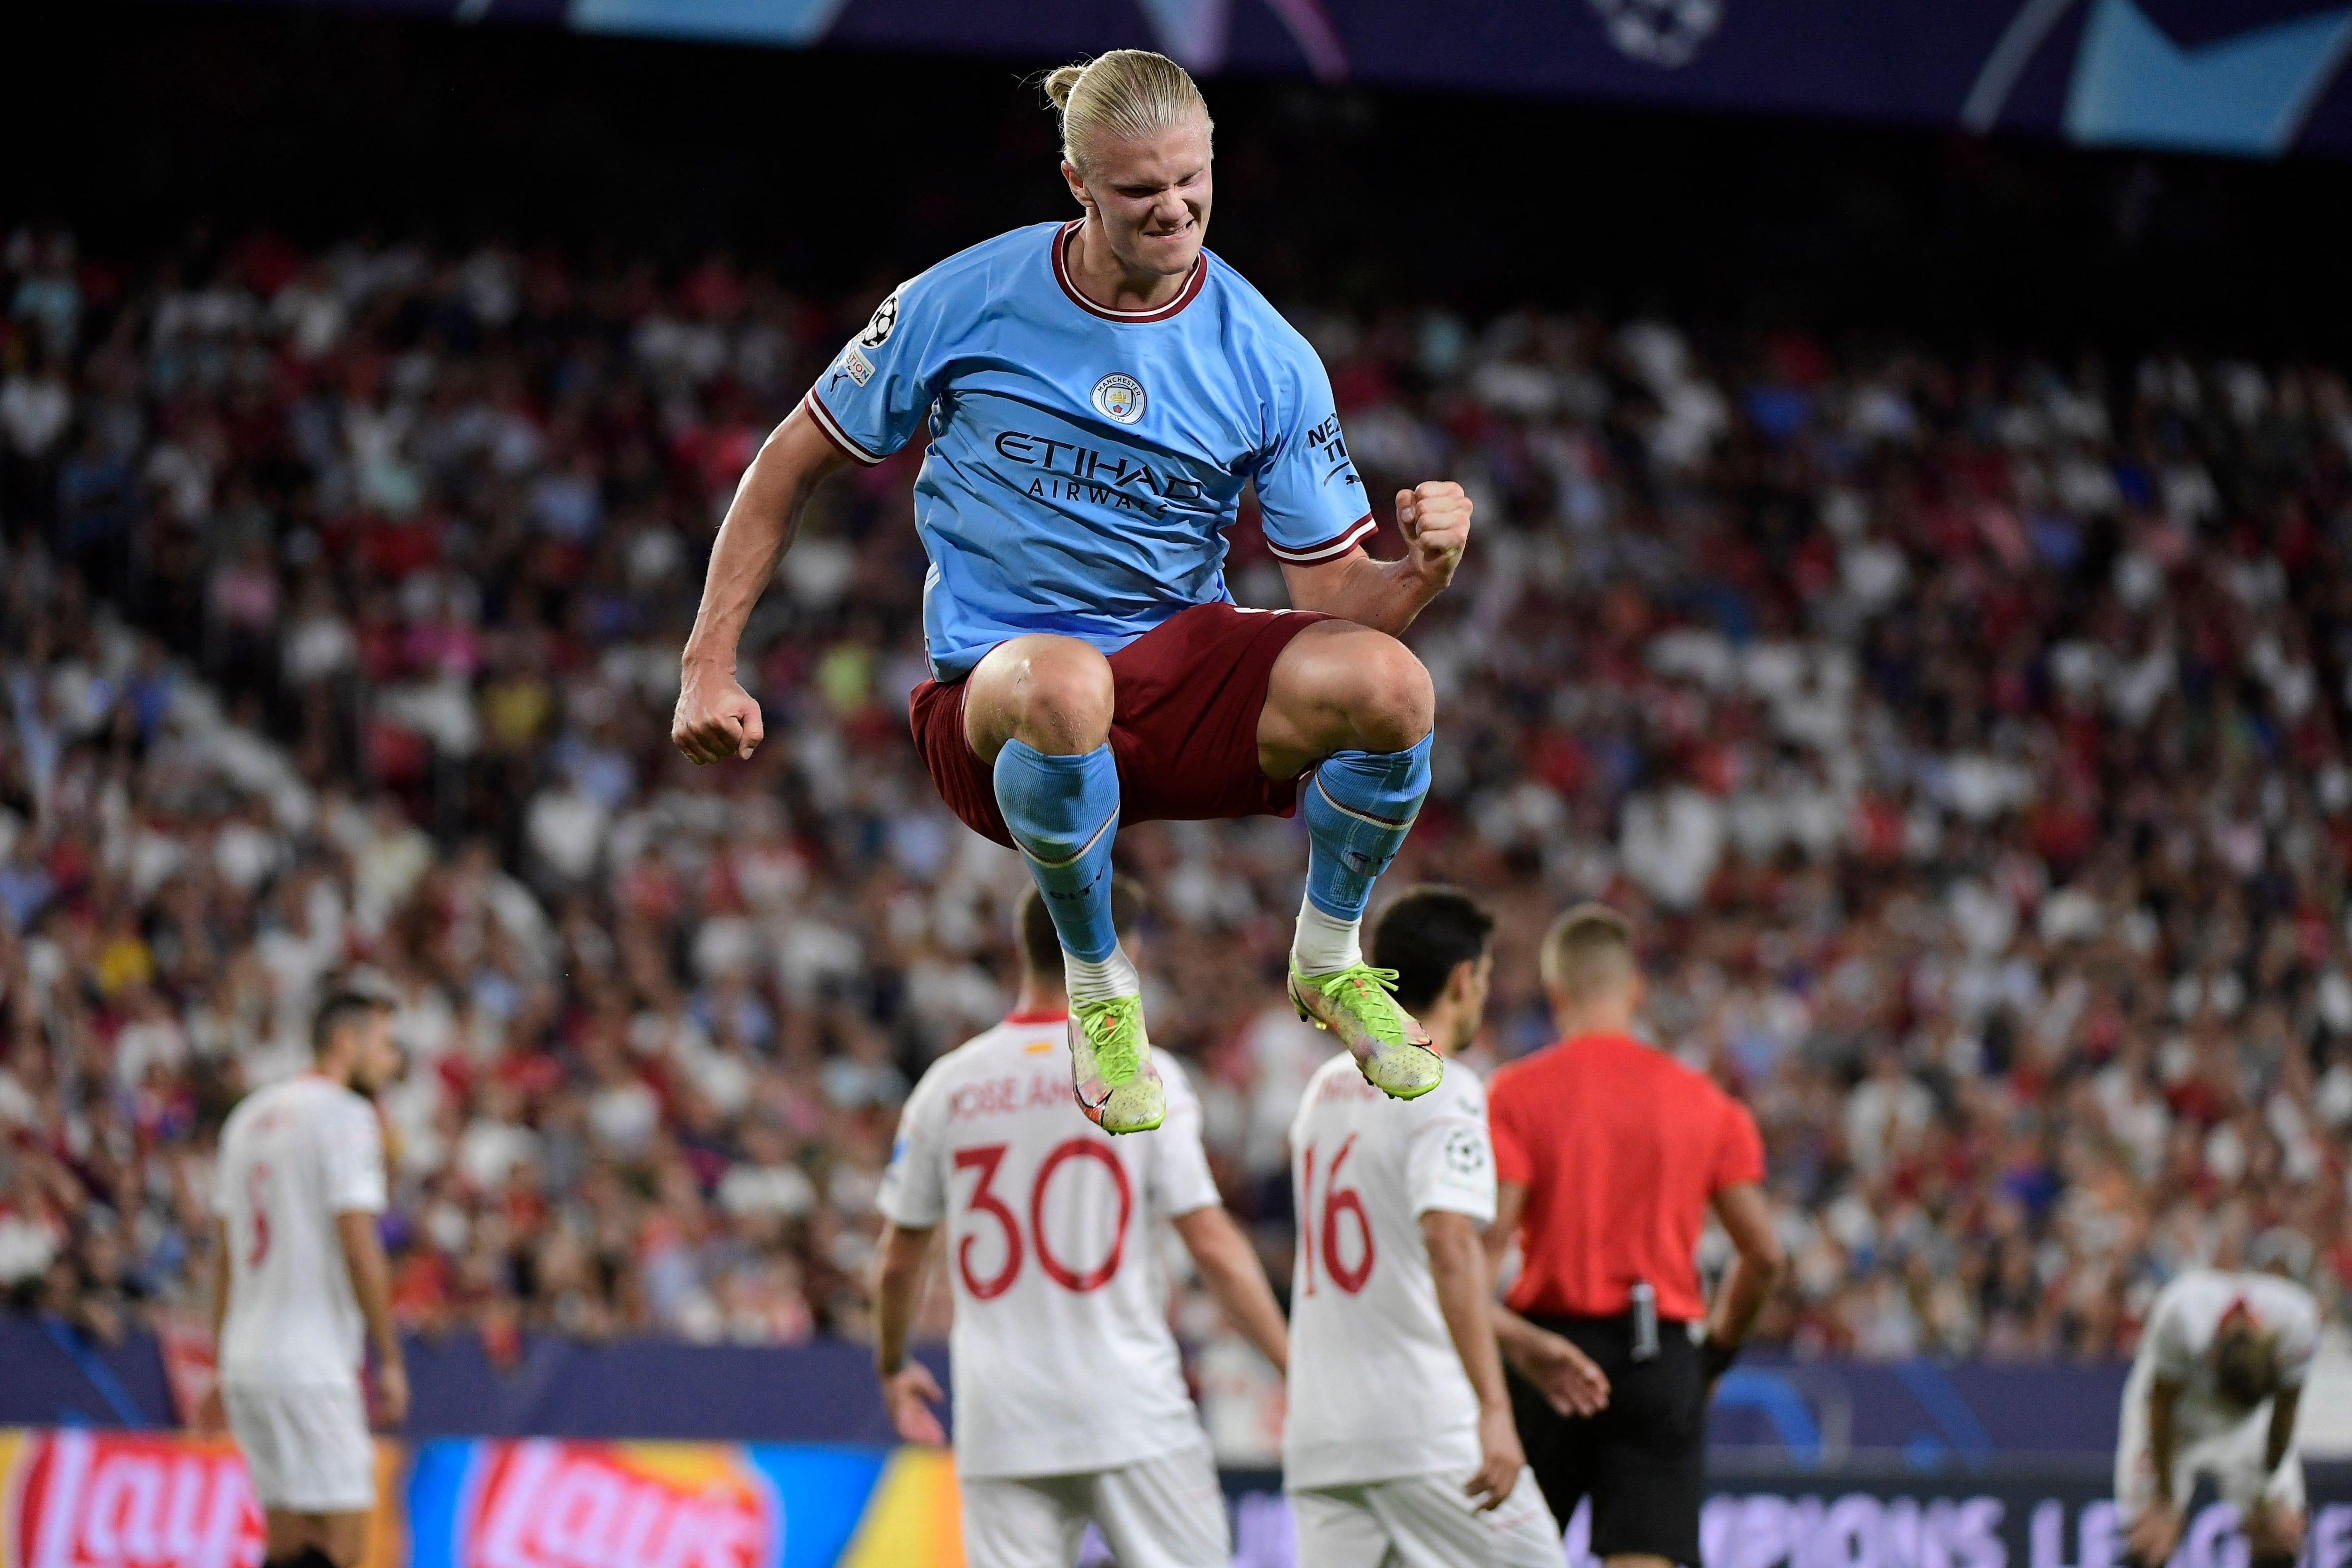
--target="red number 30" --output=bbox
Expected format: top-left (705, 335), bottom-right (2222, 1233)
top-left (953, 1145), bottom-right (1023, 1299)
top-left (953, 1140), bottom-right (1133, 1299)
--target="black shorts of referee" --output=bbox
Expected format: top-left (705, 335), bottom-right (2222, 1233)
top-left (1507, 1312), bottom-right (1706, 1566)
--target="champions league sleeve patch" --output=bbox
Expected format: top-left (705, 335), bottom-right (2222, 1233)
top-left (857, 287), bottom-right (903, 349)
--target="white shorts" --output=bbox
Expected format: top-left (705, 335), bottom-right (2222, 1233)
top-left (2115, 1377), bottom-right (2304, 1522)
top-left (960, 1438), bottom-right (1229, 1568)
top-left (1291, 1465), bottom-right (1563, 1568)
top-left (222, 1380), bottom-right (376, 1514)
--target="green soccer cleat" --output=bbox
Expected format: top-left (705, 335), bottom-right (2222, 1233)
top-left (1289, 962), bottom-right (1445, 1100)
top-left (1069, 994), bottom-right (1166, 1135)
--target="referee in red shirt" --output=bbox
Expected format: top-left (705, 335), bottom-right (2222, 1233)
top-left (1484, 904), bottom-right (1785, 1568)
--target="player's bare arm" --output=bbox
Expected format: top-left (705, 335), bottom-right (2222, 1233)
top-left (199, 1220), bottom-right (231, 1432)
top-left (336, 1208), bottom-right (407, 1426)
top-left (870, 1221), bottom-right (949, 1445)
top-left (1171, 1205), bottom-right (1290, 1374)
top-left (2265, 1383), bottom-right (2300, 1474)
top-left (1482, 1179), bottom-right (1610, 1416)
top-left (1421, 1210), bottom-right (1526, 1510)
top-left (673, 407), bottom-right (849, 763)
top-left (2129, 1377), bottom-right (2186, 1564)
top-left (1701, 1181), bottom-right (1786, 1384)
top-left (2249, 1385), bottom-right (2305, 1552)
top-left (1277, 481), bottom-right (1473, 638)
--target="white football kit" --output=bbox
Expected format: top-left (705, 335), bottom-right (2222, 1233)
top-left (215, 1073), bottom-right (388, 1512)
top-left (2115, 1268), bottom-right (2319, 1523)
top-left (1284, 1051), bottom-right (1562, 1568)
top-left (877, 1014), bottom-right (1230, 1568)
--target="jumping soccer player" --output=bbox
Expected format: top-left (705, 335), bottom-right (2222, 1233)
top-left (212, 987), bottom-right (406, 1568)
top-left (672, 50), bottom-right (1471, 1134)
top-left (2116, 1246), bottom-right (2319, 1568)
top-left (1285, 887), bottom-right (1601, 1567)
top-left (871, 882), bottom-right (1290, 1568)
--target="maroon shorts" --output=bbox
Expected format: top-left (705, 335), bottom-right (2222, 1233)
top-left (907, 603), bottom-right (1328, 849)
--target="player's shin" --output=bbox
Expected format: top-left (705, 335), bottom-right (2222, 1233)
top-left (1295, 735), bottom-right (1433, 971)
top-left (994, 739), bottom-right (1161, 1131)
top-left (1290, 735), bottom-right (1443, 1099)
top-left (994, 739), bottom-right (1129, 989)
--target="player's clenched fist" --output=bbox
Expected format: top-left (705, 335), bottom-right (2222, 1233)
top-left (1396, 480), bottom-right (1472, 592)
top-left (672, 662), bottom-right (766, 764)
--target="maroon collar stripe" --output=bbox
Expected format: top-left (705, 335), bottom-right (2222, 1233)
top-left (1051, 219), bottom-right (1207, 324)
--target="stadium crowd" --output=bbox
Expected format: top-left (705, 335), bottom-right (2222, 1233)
top-left (1, 222), bottom-right (2349, 1379)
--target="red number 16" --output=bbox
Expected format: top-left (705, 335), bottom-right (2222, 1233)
top-left (1300, 1136), bottom-right (1375, 1296)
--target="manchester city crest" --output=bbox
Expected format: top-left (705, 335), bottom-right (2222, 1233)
top-left (1091, 372), bottom-right (1147, 425)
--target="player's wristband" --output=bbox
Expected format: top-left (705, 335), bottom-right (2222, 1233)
top-left (1700, 1337), bottom-right (1740, 1383)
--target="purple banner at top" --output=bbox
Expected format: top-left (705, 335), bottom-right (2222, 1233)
top-left (173, 0), bottom-right (2352, 157)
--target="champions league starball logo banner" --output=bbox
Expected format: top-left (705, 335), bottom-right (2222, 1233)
top-left (1586, 0), bottom-right (1724, 68)
top-left (167, 0), bottom-right (2352, 153)
top-left (537, 0), bottom-right (2352, 158)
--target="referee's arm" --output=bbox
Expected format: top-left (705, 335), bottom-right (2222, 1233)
top-left (1699, 1182), bottom-right (1784, 1384)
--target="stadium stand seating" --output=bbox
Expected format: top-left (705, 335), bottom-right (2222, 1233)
top-left (0, 225), bottom-right (2345, 1367)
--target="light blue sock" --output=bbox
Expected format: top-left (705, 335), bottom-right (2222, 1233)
top-left (994, 740), bottom-right (1121, 963)
top-left (1302, 734), bottom-right (1433, 923)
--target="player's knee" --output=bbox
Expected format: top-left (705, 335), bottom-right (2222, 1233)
top-left (1343, 637), bottom-right (1433, 752)
top-left (1008, 641), bottom-right (1115, 751)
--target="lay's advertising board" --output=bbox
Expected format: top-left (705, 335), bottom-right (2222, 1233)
top-left (0, 1432), bottom-right (963, 1568)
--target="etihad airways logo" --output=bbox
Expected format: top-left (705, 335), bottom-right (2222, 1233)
top-left (992, 430), bottom-right (1210, 512)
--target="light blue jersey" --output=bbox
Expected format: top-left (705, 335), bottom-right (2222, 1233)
top-left (803, 221), bottom-right (1372, 681)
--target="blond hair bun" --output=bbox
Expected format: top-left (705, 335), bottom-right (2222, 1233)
top-left (1043, 64), bottom-right (1087, 110)
top-left (1041, 51), bottom-right (1213, 174)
